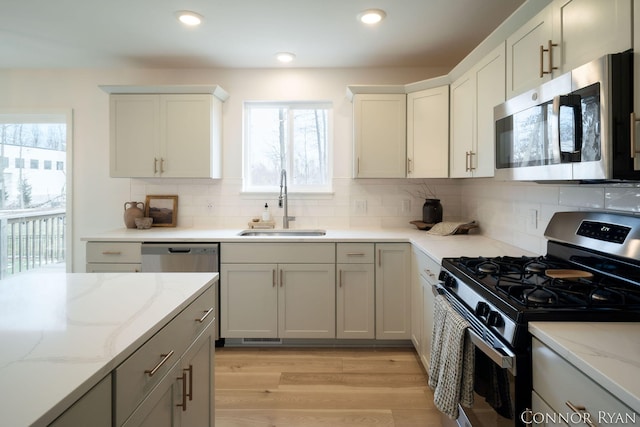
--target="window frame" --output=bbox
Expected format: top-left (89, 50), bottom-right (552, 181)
top-left (242, 100), bottom-right (333, 194)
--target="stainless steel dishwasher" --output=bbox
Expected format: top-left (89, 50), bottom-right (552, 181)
top-left (141, 243), bottom-right (220, 340)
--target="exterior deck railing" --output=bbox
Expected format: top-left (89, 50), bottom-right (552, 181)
top-left (0, 209), bottom-right (66, 279)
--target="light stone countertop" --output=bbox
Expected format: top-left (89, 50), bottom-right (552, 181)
top-left (82, 226), bottom-right (535, 262)
top-left (0, 270), bottom-right (218, 427)
top-left (529, 322), bottom-right (640, 415)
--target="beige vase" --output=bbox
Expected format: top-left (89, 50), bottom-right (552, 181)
top-left (123, 201), bottom-right (145, 229)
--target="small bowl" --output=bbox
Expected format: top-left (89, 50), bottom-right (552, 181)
top-left (135, 217), bottom-right (153, 229)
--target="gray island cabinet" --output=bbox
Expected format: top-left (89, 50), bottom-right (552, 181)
top-left (0, 272), bottom-right (217, 427)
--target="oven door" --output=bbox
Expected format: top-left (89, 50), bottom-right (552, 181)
top-left (437, 287), bottom-right (527, 427)
top-left (460, 332), bottom-right (517, 427)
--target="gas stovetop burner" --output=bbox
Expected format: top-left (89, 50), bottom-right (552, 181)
top-left (524, 262), bottom-right (547, 275)
top-left (523, 287), bottom-right (557, 305)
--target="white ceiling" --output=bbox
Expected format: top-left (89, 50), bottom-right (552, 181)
top-left (0, 0), bottom-right (525, 69)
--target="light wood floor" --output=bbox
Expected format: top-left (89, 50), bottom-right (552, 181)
top-left (214, 346), bottom-right (442, 427)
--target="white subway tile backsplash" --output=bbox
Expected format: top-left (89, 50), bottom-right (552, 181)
top-left (605, 186), bottom-right (640, 213)
top-left (558, 186), bottom-right (604, 208)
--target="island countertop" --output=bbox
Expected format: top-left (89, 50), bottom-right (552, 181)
top-left (529, 321), bottom-right (640, 415)
top-left (0, 270), bottom-right (218, 427)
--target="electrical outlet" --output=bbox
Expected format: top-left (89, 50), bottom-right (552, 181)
top-left (401, 199), bottom-right (411, 214)
top-left (354, 199), bottom-right (367, 214)
top-left (528, 209), bottom-right (538, 229)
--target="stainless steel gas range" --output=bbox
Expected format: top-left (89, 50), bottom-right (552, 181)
top-left (436, 211), bottom-right (640, 427)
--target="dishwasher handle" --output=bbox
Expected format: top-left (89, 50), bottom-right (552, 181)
top-left (168, 247), bottom-right (192, 254)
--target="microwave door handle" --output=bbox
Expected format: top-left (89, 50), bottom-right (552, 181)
top-left (554, 94), bottom-right (583, 162)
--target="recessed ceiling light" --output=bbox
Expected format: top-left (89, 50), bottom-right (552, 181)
top-left (276, 52), bottom-right (296, 63)
top-left (358, 9), bottom-right (386, 25)
top-left (175, 10), bottom-right (203, 26)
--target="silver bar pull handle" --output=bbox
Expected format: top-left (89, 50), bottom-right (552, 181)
top-left (176, 371), bottom-right (187, 411)
top-left (145, 350), bottom-right (175, 377)
top-left (196, 307), bottom-right (214, 323)
top-left (467, 329), bottom-right (516, 375)
top-left (566, 401), bottom-right (596, 427)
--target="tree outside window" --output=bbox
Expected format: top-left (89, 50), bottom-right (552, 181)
top-left (244, 101), bottom-right (331, 192)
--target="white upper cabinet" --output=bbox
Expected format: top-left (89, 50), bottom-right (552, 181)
top-left (407, 86), bottom-right (449, 178)
top-left (506, 0), bottom-right (632, 98)
top-left (352, 93), bottom-right (407, 178)
top-left (450, 44), bottom-right (505, 178)
top-left (104, 85), bottom-right (228, 179)
top-left (506, 7), bottom-right (554, 97)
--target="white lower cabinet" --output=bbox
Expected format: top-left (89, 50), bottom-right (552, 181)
top-left (375, 243), bottom-right (411, 340)
top-left (220, 243), bottom-right (336, 339)
top-left (411, 247), bottom-right (439, 369)
top-left (221, 263), bottom-right (336, 339)
top-left (220, 264), bottom-right (279, 337)
top-left (336, 243), bottom-right (375, 339)
top-left (85, 241), bottom-right (141, 272)
top-left (531, 337), bottom-right (634, 426)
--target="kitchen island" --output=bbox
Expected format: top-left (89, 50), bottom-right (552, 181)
top-left (529, 322), bottom-right (640, 419)
top-left (0, 270), bottom-right (218, 427)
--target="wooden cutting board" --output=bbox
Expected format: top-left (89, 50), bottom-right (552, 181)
top-left (545, 269), bottom-right (593, 279)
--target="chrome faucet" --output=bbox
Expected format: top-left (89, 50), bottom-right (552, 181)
top-left (278, 169), bottom-right (296, 229)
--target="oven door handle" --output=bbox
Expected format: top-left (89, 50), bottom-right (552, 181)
top-left (467, 329), bottom-right (517, 376)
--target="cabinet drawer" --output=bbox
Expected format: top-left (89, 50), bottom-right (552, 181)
top-left (114, 285), bottom-right (215, 426)
top-left (532, 338), bottom-right (633, 421)
top-left (413, 247), bottom-right (439, 285)
top-left (221, 243), bottom-right (335, 263)
top-left (337, 243), bottom-right (374, 263)
top-left (86, 242), bottom-right (142, 264)
top-left (86, 263), bottom-right (141, 273)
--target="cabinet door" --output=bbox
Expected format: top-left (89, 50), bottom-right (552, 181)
top-left (161, 95), bottom-right (218, 178)
top-left (407, 86), bottom-right (449, 178)
top-left (375, 243), bottom-right (411, 340)
top-left (122, 363), bottom-right (180, 427)
top-left (110, 95), bottom-right (159, 177)
top-left (49, 376), bottom-right (111, 427)
top-left (410, 265), bottom-right (423, 351)
top-left (336, 264), bottom-right (375, 339)
top-left (554, 0), bottom-right (631, 73)
top-left (86, 263), bottom-right (141, 273)
top-left (449, 73), bottom-right (474, 178)
top-left (506, 7), bottom-right (553, 98)
top-left (474, 44), bottom-right (505, 178)
top-left (420, 276), bottom-right (435, 371)
top-left (220, 264), bottom-right (278, 338)
top-left (178, 330), bottom-right (214, 427)
top-left (278, 264), bottom-right (336, 339)
top-left (353, 94), bottom-right (407, 178)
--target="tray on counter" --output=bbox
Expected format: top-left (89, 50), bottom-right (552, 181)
top-left (410, 220), bottom-right (478, 234)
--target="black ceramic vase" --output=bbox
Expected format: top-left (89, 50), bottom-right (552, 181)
top-left (422, 199), bottom-right (443, 224)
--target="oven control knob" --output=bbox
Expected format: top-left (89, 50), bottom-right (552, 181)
top-left (439, 272), bottom-right (457, 289)
top-left (487, 311), bottom-right (503, 328)
top-left (475, 302), bottom-right (490, 318)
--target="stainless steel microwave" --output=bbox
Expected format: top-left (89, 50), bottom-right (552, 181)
top-left (494, 51), bottom-right (638, 181)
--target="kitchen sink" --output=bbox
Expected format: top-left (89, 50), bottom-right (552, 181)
top-left (238, 229), bottom-right (327, 237)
